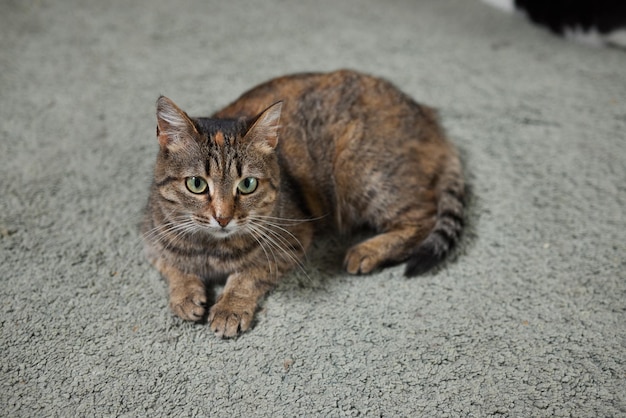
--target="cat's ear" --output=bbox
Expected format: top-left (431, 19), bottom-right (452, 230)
top-left (244, 102), bottom-right (282, 151)
top-left (156, 96), bottom-right (198, 150)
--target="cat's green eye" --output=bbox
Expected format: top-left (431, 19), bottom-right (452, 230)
top-left (237, 177), bottom-right (258, 195)
top-left (185, 176), bottom-right (208, 194)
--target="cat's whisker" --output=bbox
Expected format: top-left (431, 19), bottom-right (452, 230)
top-left (252, 231), bottom-right (309, 280)
top-left (249, 214), bottom-right (327, 226)
top-left (115, 210), bottom-right (194, 276)
top-left (248, 217), bottom-right (309, 261)
top-left (141, 209), bottom-right (189, 241)
top-left (143, 219), bottom-right (190, 245)
top-left (143, 215), bottom-right (199, 254)
top-left (246, 225), bottom-right (279, 279)
top-left (246, 220), bottom-right (310, 280)
top-left (248, 221), bottom-right (301, 259)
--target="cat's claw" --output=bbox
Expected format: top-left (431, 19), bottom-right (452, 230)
top-left (208, 297), bottom-right (254, 338)
top-left (169, 285), bottom-right (207, 321)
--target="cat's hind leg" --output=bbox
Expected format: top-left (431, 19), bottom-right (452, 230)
top-left (343, 218), bottom-right (433, 275)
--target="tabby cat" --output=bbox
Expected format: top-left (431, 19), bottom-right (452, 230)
top-left (142, 70), bottom-right (465, 338)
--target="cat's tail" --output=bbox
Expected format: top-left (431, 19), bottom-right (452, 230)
top-left (404, 150), bottom-right (466, 277)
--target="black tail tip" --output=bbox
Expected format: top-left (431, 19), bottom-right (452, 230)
top-left (403, 242), bottom-right (447, 277)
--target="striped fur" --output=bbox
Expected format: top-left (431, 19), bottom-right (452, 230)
top-left (143, 70), bottom-right (466, 338)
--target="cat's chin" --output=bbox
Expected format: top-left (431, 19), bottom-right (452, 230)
top-left (207, 228), bottom-right (240, 240)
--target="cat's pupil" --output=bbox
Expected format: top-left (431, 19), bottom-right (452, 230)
top-left (185, 176), bottom-right (207, 194)
top-left (238, 177), bottom-right (258, 194)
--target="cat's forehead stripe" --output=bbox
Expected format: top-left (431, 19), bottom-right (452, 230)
top-left (214, 131), bottom-right (225, 146)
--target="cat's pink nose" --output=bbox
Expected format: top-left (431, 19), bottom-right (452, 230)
top-left (215, 216), bottom-right (232, 228)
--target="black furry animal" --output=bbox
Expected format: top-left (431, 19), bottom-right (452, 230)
top-left (481, 0), bottom-right (626, 48)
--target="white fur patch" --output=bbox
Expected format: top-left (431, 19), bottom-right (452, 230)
top-left (601, 28), bottom-right (626, 48)
top-left (565, 27), bottom-right (626, 48)
top-left (479, 0), bottom-right (515, 13)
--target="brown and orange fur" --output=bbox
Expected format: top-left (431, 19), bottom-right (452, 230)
top-left (142, 70), bottom-right (465, 338)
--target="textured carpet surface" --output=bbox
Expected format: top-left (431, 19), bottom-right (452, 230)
top-left (1, 0), bottom-right (625, 416)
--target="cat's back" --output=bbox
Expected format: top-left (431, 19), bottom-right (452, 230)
top-left (213, 70), bottom-right (454, 226)
top-left (213, 69), bottom-right (428, 122)
top-left (214, 69), bottom-right (444, 156)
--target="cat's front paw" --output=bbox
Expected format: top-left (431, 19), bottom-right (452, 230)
top-left (169, 283), bottom-right (208, 321)
top-left (208, 296), bottom-right (255, 338)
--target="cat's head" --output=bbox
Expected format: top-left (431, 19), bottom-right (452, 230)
top-left (153, 96), bottom-right (282, 239)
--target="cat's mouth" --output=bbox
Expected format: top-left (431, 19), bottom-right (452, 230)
top-left (191, 215), bottom-right (241, 239)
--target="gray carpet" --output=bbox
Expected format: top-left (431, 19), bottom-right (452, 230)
top-left (2, 0), bottom-right (625, 416)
